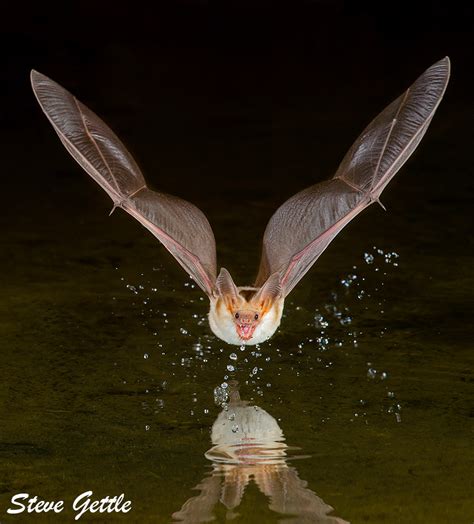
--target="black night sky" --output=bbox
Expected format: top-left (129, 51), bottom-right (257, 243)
top-left (3, 2), bottom-right (472, 269)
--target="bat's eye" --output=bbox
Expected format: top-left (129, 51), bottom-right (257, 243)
top-left (254, 314), bottom-right (259, 320)
top-left (234, 312), bottom-right (240, 319)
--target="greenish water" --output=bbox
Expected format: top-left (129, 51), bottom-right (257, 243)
top-left (1, 158), bottom-right (473, 523)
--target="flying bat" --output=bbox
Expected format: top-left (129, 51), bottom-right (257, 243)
top-left (31, 57), bottom-right (450, 346)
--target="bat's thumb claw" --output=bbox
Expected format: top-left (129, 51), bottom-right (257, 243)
top-left (376, 198), bottom-right (387, 211)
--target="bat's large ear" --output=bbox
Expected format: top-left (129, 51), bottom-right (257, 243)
top-left (252, 273), bottom-right (281, 308)
top-left (216, 268), bottom-right (240, 306)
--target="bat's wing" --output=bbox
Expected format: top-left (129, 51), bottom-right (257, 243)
top-left (31, 70), bottom-right (217, 296)
top-left (256, 57), bottom-right (450, 296)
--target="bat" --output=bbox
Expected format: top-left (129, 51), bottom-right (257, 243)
top-left (31, 57), bottom-right (450, 346)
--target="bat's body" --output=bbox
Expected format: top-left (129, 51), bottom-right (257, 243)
top-left (31, 58), bottom-right (450, 345)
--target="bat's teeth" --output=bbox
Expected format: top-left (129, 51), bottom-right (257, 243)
top-left (238, 324), bottom-right (253, 339)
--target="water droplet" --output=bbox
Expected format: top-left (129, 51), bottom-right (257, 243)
top-left (180, 328), bottom-right (188, 335)
top-left (229, 352), bottom-right (237, 361)
top-left (316, 336), bottom-right (329, 347)
top-left (367, 368), bottom-right (377, 379)
top-left (314, 313), bottom-right (329, 329)
top-left (364, 252), bottom-right (374, 264)
top-left (231, 424), bottom-right (239, 433)
top-left (143, 353), bottom-right (149, 359)
top-left (227, 364), bottom-right (235, 372)
top-left (145, 425), bottom-right (150, 431)
top-left (214, 386), bottom-right (229, 405)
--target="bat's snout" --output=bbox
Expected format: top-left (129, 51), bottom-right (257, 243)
top-left (235, 311), bottom-right (258, 324)
top-left (234, 310), bottom-right (260, 341)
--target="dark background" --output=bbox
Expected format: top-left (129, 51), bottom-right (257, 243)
top-left (3, 1), bottom-right (473, 272)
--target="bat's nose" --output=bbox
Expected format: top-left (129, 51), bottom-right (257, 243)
top-left (236, 311), bottom-right (255, 324)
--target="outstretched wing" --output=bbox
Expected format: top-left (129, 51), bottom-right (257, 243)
top-left (31, 70), bottom-right (217, 296)
top-left (255, 57), bottom-right (450, 296)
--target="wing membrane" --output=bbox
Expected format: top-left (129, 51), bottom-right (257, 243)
top-left (256, 57), bottom-right (450, 295)
top-left (31, 70), bottom-right (217, 295)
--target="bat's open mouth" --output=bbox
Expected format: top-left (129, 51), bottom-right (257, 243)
top-left (237, 324), bottom-right (256, 341)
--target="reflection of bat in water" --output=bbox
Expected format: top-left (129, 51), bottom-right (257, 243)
top-left (173, 382), bottom-right (349, 523)
top-left (31, 58), bottom-right (450, 345)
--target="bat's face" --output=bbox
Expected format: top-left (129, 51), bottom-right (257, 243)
top-left (209, 269), bottom-right (283, 346)
top-left (208, 293), bottom-right (284, 346)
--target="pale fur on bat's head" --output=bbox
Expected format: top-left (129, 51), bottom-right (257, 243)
top-left (208, 269), bottom-right (284, 346)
